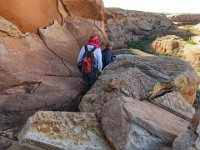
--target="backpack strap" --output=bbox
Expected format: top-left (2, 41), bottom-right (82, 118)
top-left (85, 45), bottom-right (96, 53)
top-left (91, 46), bottom-right (96, 53)
top-left (85, 45), bottom-right (88, 52)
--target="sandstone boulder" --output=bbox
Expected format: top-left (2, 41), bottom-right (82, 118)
top-left (0, 18), bottom-right (82, 131)
top-left (80, 55), bottom-right (199, 115)
top-left (101, 96), bottom-right (189, 150)
top-left (167, 14), bottom-right (200, 25)
top-left (0, 0), bottom-right (62, 33)
top-left (152, 35), bottom-right (200, 67)
top-left (154, 91), bottom-right (195, 118)
top-left (173, 130), bottom-right (198, 150)
top-left (64, 16), bottom-right (107, 47)
top-left (182, 44), bottom-right (200, 67)
top-left (151, 35), bottom-right (185, 54)
top-left (79, 55), bottom-right (199, 149)
top-left (39, 20), bottom-right (80, 64)
top-left (173, 109), bottom-right (200, 150)
top-left (18, 111), bottom-right (111, 150)
top-left (60, 0), bottom-right (105, 21)
top-left (104, 8), bottom-right (178, 48)
top-left (57, 0), bottom-right (107, 47)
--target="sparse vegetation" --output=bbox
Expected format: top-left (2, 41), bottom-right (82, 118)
top-left (186, 39), bottom-right (197, 45)
top-left (125, 37), bottom-right (182, 58)
top-left (125, 38), bottom-right (153, 53)
top-left (196, 67), bottom-right (200, 76)
top-left (179, 25), bottom-right (200, 35)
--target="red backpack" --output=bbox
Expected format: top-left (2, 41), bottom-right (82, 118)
top-left (81, 45), bottom-right (96, 74)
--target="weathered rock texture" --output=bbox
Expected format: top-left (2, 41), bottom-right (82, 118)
top-left (60, 0), bottom-right (104, 21)
top-left (80, 55), bottom-right (199, 112)
top-left (18, 111), bottom-right (111, 150)
top-left (104, 8), bottom-right (183, 48)
top-left (64, 16), bottom-right (107, 47)
top-left (60, 0), bottom-right (107, 46)
top-left (79, 55), bottom-right (199, 149)
top-left (0, 0), bottom-right (62, 33)
top-left (173, 108), bottom-right (200, 150)
top-left (167, 14), bottom-right (200, 25)
top-left (101, 97), bottom-right (189, 150)
top-left (151, 35), bottom-right (185, 54)
top-left (154, 91), bottom-right (195, 117)
top-left (0, 0), bottom-right (108, 133)
top-left (39, 20), bottom-right (80, 64)
top-left (152, 35), bottom-right (200, 67)
top-left (0, 17), bottom-right (82, 131)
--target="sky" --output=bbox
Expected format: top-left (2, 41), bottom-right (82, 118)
top-left (103, 0), bottom-right (200, 14)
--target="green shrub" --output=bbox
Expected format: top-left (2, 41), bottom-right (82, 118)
top-left (125, 39), bottom-right (153, 53)
top-left (187, 39), bottom-right (197, 45)
top-left (179, 25), bottom-right (200, 35)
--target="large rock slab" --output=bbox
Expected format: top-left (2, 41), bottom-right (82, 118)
top-left (173, 130), bottom-right (198, 150)
top-left (173, 109), bottom-right (200, 150)
top-left (64, 16), bottom-right (107, 47)
top-left (0, 0), bottom-right (62, 33)
top-left (79, 55), bottom-right (200, 115)
top-left (18, 111), bottom-right (111, 150)
top-left (101, 96), bottom-right (189, 150)
top-left (60, 0), bottom-right (105, 21)
top-left (39, 20), bottom-right (80, 64)
top-left (154, 91), bottom-right (195, 119)
top-left (0, 18), bottom-right (82, 130)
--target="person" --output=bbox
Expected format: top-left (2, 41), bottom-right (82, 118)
top-left (102, 41), bottom-right (114, 69)
top-left (77, 34), bottom-right (102, 91)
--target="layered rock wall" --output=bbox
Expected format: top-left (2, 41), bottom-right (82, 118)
top-left (104, 8), bottom-right (181, 48)
top-left (0, 0), bottom-right (107, 131)
top-left (167, 14), bottom-right (200, 25)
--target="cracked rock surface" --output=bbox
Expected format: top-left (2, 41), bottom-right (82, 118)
top-left (79, 55), bottom-right (200, 149)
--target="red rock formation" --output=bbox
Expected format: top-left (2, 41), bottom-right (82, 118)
top-left (0, 0), bottom-right (62, 33)
top-left (0, 0), bottom-right (108, 133)
top-left (60, 0), bottom-right (105, 21)
top-left (39, 20), bottom-right (80, 64)
top-left (0, 16), bottom-right (83, 131)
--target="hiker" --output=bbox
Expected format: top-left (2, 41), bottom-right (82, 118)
top-left (77, 34), bottom-right (102, 91)
top-left (102, 41), bottom-right (114, 69)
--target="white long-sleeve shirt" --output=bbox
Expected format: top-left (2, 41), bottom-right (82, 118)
top-left (77, 45), bottom-right (102, 71)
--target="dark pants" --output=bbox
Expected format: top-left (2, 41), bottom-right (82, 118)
top-left (83, 68), bottom-right (98, 91)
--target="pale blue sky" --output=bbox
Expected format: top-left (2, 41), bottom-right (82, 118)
top-left (103, 0), bottom-right (200, 13)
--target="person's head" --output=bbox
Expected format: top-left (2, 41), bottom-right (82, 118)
top-left (87, 34), bottom-right (100, 48)
top-left (106, 41), bottom-right (114, 50)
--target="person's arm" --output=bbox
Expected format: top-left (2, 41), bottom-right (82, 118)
top-left (77, 46), bottom-right (85, 64)
top-left (96, 48), bottom-right (102, 72)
